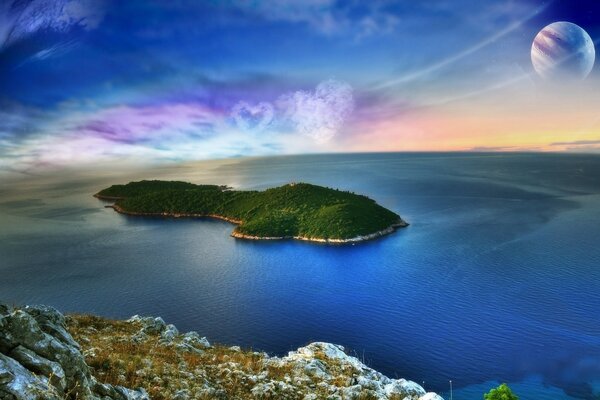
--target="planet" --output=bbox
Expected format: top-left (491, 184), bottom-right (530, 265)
top-left (531, 21), bottom-right (595, 80)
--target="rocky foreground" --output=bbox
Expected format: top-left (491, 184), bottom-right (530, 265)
top-left (0, 304), bottom-right (442, 400)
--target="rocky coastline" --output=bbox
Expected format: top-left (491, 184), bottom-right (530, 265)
top-left (230, 221), bottom-right (408, 243)
top-left (97, 194), bottom-right (408, 244)
top-left (0, 304), bottom-right (442, 400)
top-left (103, 203), bottom-right (243, 225)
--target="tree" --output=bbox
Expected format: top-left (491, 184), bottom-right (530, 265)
top-left (484, 383), bottom-right (518, 400)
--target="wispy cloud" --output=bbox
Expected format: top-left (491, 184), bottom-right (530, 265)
top-left (550, 139), bottom-right (600, 146)
top-left (1, 99), bottom-right (293, 171)
top-left (226, 0), bottom-right (398, 38)
top-left (75, 103), bottom-right (223, 144)
top-left (469, 146), bottom-right (516, 152)
top-left (374, 1), bottom-right (550, 89)
top-left (0, 0), bottom-right (105, 52)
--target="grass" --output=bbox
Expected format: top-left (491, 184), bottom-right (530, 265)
top-left (95, 180), bottom-right (405, 240)
top-left (65, 314), bottom-right (392, 400)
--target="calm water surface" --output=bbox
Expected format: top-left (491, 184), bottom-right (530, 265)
top-left (1, 153), bottom-right (600, 399)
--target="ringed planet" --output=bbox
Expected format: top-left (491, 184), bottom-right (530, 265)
top-left (531, 21), bottom-right (595, 80)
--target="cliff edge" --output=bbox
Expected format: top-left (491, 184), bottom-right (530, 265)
top-left (0, 304), bottom-right (441, 400)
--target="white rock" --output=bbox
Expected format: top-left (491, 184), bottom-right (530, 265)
top-left (251, 381), bottom-right (275, 396)
top-left (420, 393), bottom-right (445, 400)
top-left (160, 324), bottom-right (179, 343)
top-left (0, 352), bottom-right (61, 400)
top-left (182, 331), bottom-right (211, 348)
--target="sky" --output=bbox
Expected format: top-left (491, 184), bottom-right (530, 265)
top-left (1, 0), bottom-right (600, 173)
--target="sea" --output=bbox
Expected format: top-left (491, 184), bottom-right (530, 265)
top-left (1, 152), bottom-right (599, 399)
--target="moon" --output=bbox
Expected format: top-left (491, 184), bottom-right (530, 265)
top-left (531, 21), bottom-right (595, 80)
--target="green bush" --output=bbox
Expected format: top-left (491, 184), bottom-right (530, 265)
top-left (484, 383), bottom-right (518, 400)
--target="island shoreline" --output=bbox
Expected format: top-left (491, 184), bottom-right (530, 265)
top-left (97, 194), bottom-right (408, 244)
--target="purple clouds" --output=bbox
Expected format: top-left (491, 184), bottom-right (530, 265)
top-left (77, 103), bottom-right (222, 145)
top-left (1, 78), bottom-right (357, 171)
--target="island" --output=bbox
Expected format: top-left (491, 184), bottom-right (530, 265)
top-left (94, 180), bottom-right (408, 243)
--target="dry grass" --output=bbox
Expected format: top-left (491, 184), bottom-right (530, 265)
top-left (66, 314), bottom-right (401, 400)
top-left (66, 315), bottom-right (306, 399)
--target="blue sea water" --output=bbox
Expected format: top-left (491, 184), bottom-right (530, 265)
top-left (1, 153), bottom-right (600, 399)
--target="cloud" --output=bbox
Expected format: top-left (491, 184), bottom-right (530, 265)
top-left (228, 79), bottom-right (355, 143)
top-left (226, 0), bottom-right (398, 38)
top-left (277, 79), bottom-right (354, 142)
top-left (0, 102), bottom-right (49, 141)
top-left (231, 101), bottom-right (274, 132)
top-left (550, 139), bottom-right (600, 146)
top-left (0, 0), bottom-right (105, 51)
top-left (0, 100), bottom-right (292, 171)
top-left (75, 103), bottom-right (222, 144)
top-left (468, 146), bottom-right (516, 152)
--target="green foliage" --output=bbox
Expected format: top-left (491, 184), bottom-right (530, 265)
top-left (96, 180), bottom-right (223, 198)
top-left (96, 181), bottom-right (404, 240)
top-left (484, 384), bottom-right (518, 400)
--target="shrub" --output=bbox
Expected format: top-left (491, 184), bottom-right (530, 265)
top-left (484, 383), bottom-right (518, 400)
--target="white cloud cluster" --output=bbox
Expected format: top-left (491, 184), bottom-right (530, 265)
top-left (277, 79), bottom-right (354, 142)
top-left (230, 79), bottom-right (354, 142)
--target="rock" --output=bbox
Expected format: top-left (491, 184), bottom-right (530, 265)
top-left (128, 315), bottom-right (167, 334)
top-left (175, 342), bottom-right (204, 355)
top-left (9, 345), bottom-right (66, 392)
top-left (250, 381), bottom-right (275, 396)
top-left (2, 309), bottom-right (95, 398)
top-left (126, 315), bottom-right (143, 323)
top-left (2, 303), bottom-right (444, 400)
top-left (131, 331), bottom-right (149, 343)
top-left (384, 378), bottom-right (426, 398)
top-left (182, 331), bottom-right (211, 348)
top-left (114, 385), bottom-right (150, 400)
top-left (420, 393), bottom-right (445, 400)
top-left (143, 317), bottom-right (166, 335)
top-left (172, 388), bottom-right (190, 400)
top-left (160, 324), bottom-right (179, 343)
top-left (288, 342), bottom-right (363, 371)
top-left (24, 305), bottom-right (81, 350)
top-left (284, 342), bottom-right (433, 400)
top-left (94, 381), bottom-right (120, 398)
top-left (0, 304), bottom-right (149, 400)
top-left (0, 355), bottom-right (16, 385)
top-left (303, 359), bottom-right (329, 379)
top-left (0, 304), bottom-right (13, 316)
top-left (94, 381), bottom-right (147, 400)
top-left (341, 384), bottom-right (365, 399)
top-left (0, 352), bottom-right (62, 400)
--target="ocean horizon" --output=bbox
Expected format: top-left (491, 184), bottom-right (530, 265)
top-left (2, 152), bottom-right (600, 399)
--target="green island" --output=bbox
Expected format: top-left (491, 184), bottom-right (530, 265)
top-left (95, 180), bottom-right (408, 243)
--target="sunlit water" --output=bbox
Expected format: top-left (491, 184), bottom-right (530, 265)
top-left (1, 153), bottom-right (600, 399)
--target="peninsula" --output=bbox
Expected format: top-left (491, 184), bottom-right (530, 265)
top-left (95, 180), bottom-right (408, 243)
